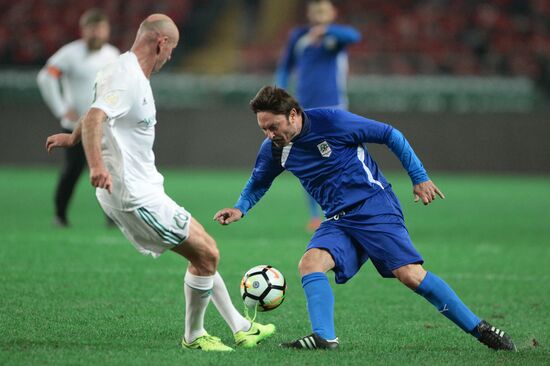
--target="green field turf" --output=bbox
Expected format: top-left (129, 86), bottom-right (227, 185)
top-left (1, 167), bottom-right (549, 365)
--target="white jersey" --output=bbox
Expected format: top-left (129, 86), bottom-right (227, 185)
top-left (91, 51), bottom-right (165, 211)
top-left (37, 39), bottom-right (119, 130)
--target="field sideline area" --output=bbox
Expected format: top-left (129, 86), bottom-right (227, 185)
top-left (1, 168), bottom-right (549, 365)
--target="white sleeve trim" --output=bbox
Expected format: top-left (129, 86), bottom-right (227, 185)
top-left (357, 144), bottom-right (384, 190)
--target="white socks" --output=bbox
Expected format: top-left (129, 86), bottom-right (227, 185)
top-left (183, 270), bottom-right (251, 342)
top-left (184, 270), bottom-right (214, 343)
top-left (211, 272), bottom-right (251, 334)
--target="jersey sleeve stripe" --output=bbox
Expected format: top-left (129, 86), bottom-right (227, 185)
top-left (357, 144), bottom-right (385, 190)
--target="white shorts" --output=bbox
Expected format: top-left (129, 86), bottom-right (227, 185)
top-left (99, 194), bottom-right (192, 258)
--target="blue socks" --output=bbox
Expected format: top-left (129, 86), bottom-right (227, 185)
top-left (416, 272), bottom-right (481, 336)
top-left (302, 271), bottom-right (480, 340)
top-left (302, 272), bottom-right (336, 340)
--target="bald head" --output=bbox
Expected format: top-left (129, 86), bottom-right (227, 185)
top-left (137, 13), bottom-right (179, 44)
top-left (131, 14), bottom-right (180, 76)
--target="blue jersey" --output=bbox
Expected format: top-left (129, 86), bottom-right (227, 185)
top-left (235, 108), bottom-right (430, 218)
top-left (275, 24), bottom-right (361, 109)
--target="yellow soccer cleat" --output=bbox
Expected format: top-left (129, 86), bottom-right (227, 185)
top-left (234, 322), bottom-right (276, 348)
top-left (181, 333), bottom-right (234, 352)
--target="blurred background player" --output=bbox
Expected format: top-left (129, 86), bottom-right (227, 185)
top-left (37, 8), bottom-right (119, 227)
top-left (275, 0), bottom-right (361, 231)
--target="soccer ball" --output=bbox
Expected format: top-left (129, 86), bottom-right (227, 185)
top-left (240, 265), bottom-right (286, 312)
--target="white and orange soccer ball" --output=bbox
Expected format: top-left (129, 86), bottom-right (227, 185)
top-left (240, 265), bottom-right (286, 312)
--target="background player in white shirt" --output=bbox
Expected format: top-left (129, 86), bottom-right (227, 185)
top-left (45, 13), bottom-right (275, 352)
top-left (37, 8), bottom-right (119, 227)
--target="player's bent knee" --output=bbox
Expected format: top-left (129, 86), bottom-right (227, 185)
top-left (204, 236), bottom-right (220, 264)
top-left (205, 235), bottom-right (218, 253)
top-left (175, 232), bottom-right (219, 275)
top-left (192, 250), bottom-right (218, 275)
top-left (196, 242), bottom-right (219, 274)
top-left (393, 264), bottom-right (426, 290)
top-left (208, 245), bottom-right (220, 268)
top-left (298, 248), bottom-right (335, 276)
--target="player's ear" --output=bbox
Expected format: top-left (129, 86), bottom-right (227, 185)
top-left (157, 36), bottom-right (169, 54)
top-left (290, 108), bottom-right (297, 121)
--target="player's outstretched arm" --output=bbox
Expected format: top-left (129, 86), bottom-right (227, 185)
top-left (213, 208), bottom-right (243, 225)
top-left (413, 180), bottom-right (445, 205)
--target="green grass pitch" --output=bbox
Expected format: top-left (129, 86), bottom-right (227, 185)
top-left (1, 167), bottom-right (549, 365)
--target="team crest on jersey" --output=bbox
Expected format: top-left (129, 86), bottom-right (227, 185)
top-left (103, 91), bottom-right (119, 106)
top-left (317, 141), bottom-right (332, 158)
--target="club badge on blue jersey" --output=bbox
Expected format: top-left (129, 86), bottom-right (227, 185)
top-left (317, 141), bottom-right (332, 158)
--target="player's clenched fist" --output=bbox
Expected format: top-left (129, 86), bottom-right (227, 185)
top-left (90, 166), bottom-right (112, 194)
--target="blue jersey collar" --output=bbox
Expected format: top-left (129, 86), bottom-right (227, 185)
top-left (292, 111), bottom-right (311, 142)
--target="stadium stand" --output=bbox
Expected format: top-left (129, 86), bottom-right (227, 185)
top-left (0, 0), bottom-right (193, 65)
top-left (242, 0), bottom-right (550, 93)
top-left (0, 0), bottom-right (549, 92)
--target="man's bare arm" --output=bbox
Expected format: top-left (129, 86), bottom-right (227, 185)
top-left (81, 108), bottom-right (112, 194)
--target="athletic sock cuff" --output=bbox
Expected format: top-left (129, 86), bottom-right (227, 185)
top-left (415, 271), bottom-right (433, 296)
top-left (185, 270), bottom-right (214, 291)
top-left (301, 272), bottom-right (328, 287)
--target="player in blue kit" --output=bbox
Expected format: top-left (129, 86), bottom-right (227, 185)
top-left (275, 0), bottom-right (361, 230)
top-left (214, 86), bottom-right (516, 351)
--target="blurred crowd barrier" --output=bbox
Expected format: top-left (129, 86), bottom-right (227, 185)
top-left (1, 71), bottom-right (549, 172)
top-left (0, 70), bottom-right (538, 113)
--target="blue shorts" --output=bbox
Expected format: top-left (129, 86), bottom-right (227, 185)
top-left (308, 189), bottom-right (423, 284)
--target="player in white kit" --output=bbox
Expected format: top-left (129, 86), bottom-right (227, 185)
top-left (45, 14), bottom-right (274, 351)
top-left (37, 9), bottom-right (119, 227)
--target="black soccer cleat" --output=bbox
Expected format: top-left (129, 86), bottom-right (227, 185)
top-left (476, 320), bottom-right (517, 351)
top-left (280, 333), bottom-right (339, 350)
